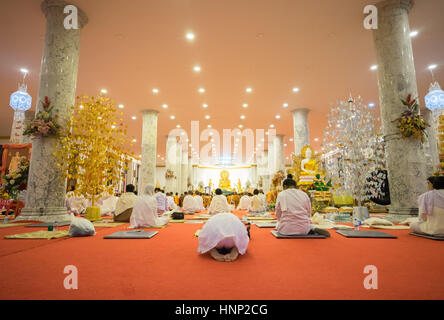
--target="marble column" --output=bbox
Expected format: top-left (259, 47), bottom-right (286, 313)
top-left (373, 0), bottom-right (428, 221)
top-left (176, 141), bottom-right (182, 193)
top-left (139, 110), bottom-right (159, 192)
top-left (18, 0), bottom-right (88, 222)
top-left (188, 156), bottom-right (192, 190)
top-left (422, 107), bottom-right (440, 175)
top-left (181, 145), bottom-right (188, 192)
top-left (165, 135), bottom-right (177, 193)
top-left (291, 108), bottom-right (310, 155)
top-left (273, 134), bottom-right (285, 173)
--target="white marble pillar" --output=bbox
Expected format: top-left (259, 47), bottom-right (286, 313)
top-left (181, 145), bottom-right (188, 192)
top-left (422, 107), bottom-right (440, 175)
top-left (291, 108), bottom-right (310, 155)
top-left (18, 0), bottom-right (88, 222)
top-left (139, 110), bottom-right (159, 191)
top-left (273, 134), bottom-right (285, 173)
top-left (165, 135), bottom-right (178, 193)
top-left (188, 156), bottom-right (192, 190)
top-left (373, 0), bottom-right (428, 221)
top-left (176, 141), bottom-right (182, 193)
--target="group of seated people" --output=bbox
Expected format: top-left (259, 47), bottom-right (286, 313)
top-left (65, 174), bottom-right (444, 263)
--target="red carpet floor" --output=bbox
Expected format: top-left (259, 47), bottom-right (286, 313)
top-left (0, 212), bottom-right (443, 300)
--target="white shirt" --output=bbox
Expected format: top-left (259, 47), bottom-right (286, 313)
top-left (259, 193), bottom-right (267, 206)
top-left (167, 196), bottom-right (176, 210)
top-left (130, 194), bottom-right (169, 228)
top-left (115, 192), bottom-right (138, 217)
top-left (249, 195), bottom-right (265, 212)
top-left (237, 195), bottom-right (251, 210)
top-left (198, 212), bottom-right (249, 255)
top-left (275, 188), bottom-right (313, 235)
top-left (183, 195), bottom-right (198, 212)
top-left (194, 195), bottom-right (205, 210)
top-left (208, 195), bottom-right (230, 215)
top-left (155, 192), bottom-right (168, 212)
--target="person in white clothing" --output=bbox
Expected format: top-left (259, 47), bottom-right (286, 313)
top-left (154, 188), bottom-right (168, 214)
top-left (198, 212), bottom-right (250, 262)
top-left (411, 176), bottom-right (444, 236)
top-left (249, 189), bottom-right (267, 214)
top-left (65, 186), bottom-right (88, 216)
top-left (208, 189), bottom-right (230, 215)
top-left (237, 193), bottom-right (251, 210)
top-left (194, 191), bottom-right (205, 210)
top-left (114, 184), bottom-right (137, 222)
top-left (183, 191), bottom-right (199, 213)
top-left (166, 192), bottom-right (177, 211)
top-left (130, 185), bottom-right (169, 228)
top-left (259, 190), bottom-right (267, 207)
top-left (275, 175), bottom-right (330, 237)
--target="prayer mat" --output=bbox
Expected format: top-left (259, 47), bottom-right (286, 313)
top-left (92, 222), bottom-right (125, 228)
top-left (190, 216), bottom-right (210, 220)
top-left (0, 222), bottom-right (32, 228)
top-left (409, 232), bottom-right (444, 241)
top-left (334, 225), bottom-right (354, 230)
top-left (361, 224), bottom-right (410, 230)
top-left (5, 230), bottom-right (69, 239)
top-left (254, 222), bottom-right (277, 228)
top-left (270, 230), bottom-right (326, 239)
top-left (104, 230), bottom-right (158, 239)
top-left (336, 230), bottom-right (397, 239)
top-left (246, 216), bottom-right (276, 221)
top-left (169, 219), bottom-right (186, 223)
top-left (25, 221), bottom-right (72, 228)
top-left (185, 220), bottom-right (206, 224)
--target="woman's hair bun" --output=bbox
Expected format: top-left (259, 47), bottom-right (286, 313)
top-left (287, 174), bottom-right (293, 179)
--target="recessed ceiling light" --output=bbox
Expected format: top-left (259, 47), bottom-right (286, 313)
top-left (238, 124), bottom-right (243, 128)
top-left (176, 125), bottom-right (181, 128)
top-left (152, 88), bottom-right (159, 94)
top-left (162, 104), bottom-right (168, 109)
top-left (101, 89), bottom-right (108, 94)
top-left (202, 104), bottom-right (208, 108)
top-left (131, 116), bottom-right (137, 120)
top-left (270, 124), bottom-right (275, 128)
top-left (314, 138), bottom-right (319, 142)
top-left (198, 88), bottom-right (205, 93)
top-left (410, 30), bottom-right (419, 37)
top-left (284, 144), bottom-right (287, 147)
top-left (242, 103), bottom-right (248, 108)
top-left (240, 115), bottom-right (246, 120)
top-left (186, 32), bottom-right (195, 40)
top-left (275, 115), bottom-right (280, 119)
top-left (205, 115), bottom-right (210, 119)
top-left (370, 65), bottom-right (378, 71)
top-left (132, 139), bottom-right (137, 143)
top-left (118, 104), bottom-right (124, 109)
top-left (246, 87), bottom-right (253, 93)
top-left (170, 115), bottom-right (175, 120)
top-left (289, 138), bottom-right (293, 142)
top-left (428, 64), bottom-right (438, 70)
top-left (208, 124), bottom-right (212, 128)
top-left (368, 102), bottom-right (375, 107)
top-left (20, 68), bottom-right (29, 74)
top-left (283, 103), bottom-right (289, 108)
top-left (292, 87), bottom-right (300, 92)
top-left (193, 65), bottom-right (201, 72)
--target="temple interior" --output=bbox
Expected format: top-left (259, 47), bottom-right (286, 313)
top-left (0, 0), bottom-right (444, 301)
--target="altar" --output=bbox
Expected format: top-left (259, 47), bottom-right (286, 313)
top-left (192, 164), bottom-right (257, 193)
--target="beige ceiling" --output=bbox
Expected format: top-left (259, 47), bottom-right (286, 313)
top-left (1, 0), bottom-right (443, 164)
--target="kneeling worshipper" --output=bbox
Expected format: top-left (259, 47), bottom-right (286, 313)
top-left (411, 176), bottom-right (444, 236)
top-left (208, 189), bottom-right (230, 215)
top-left (259, 190), bottom-right (267, 207)
top-left (275, 175), bottom-right (330, 237)
top-left (130, 185), bottom-right (169, 228)
top-left (237, 193), bottom-right (251, 210)
top-left (198, 212), bottom-right (250, 262)
top-left (155, 188), bottom-right (168, 214)
top-left (249, 189), bottom-right (267, 215)
top-left (194, 191), bottom-right (205, 210)
top-left (113, 184), bottom-right (137, 222)
top-left (183, 191), bottom-right (199, 213)
top-left (97, 192), bottom-right (118, 216)
top-left (66, 187), bottom-right (88, 216)
top-left (166, 192), bottom-right (177, 211)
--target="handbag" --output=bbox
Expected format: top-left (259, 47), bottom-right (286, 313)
top-left (171, 211), bottom-right (184, 220)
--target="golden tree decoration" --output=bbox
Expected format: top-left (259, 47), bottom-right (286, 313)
top-left (55, 94), bottom-right (134, 219)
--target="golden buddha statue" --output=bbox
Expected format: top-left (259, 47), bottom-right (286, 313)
top-left (298, 145), bottom-right (319, 186)
top-left (218, 170), bottom-right (232, 191)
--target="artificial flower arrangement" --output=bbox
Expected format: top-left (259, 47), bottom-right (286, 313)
top-left (23, 96), bottom-right (61, 138)
top-left (393, 94), bottom-right (429, 142)
top-left (0, 156), bottom-right (29, 200)
top-left (310, 174), bottom-right (332, 191)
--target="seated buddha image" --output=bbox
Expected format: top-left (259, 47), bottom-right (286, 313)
top-left (218, 170), bottom-right (232, 191)
top-left (300, 145), bottom-right (318, 176)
